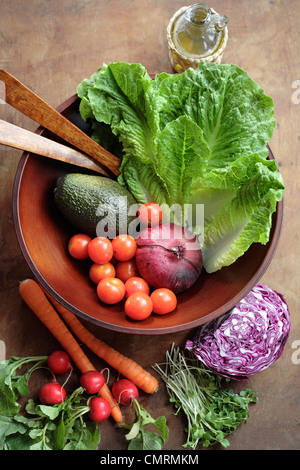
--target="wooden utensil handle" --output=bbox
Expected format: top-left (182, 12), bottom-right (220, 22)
top-left (0, 70), bottom-right (120, 176)
top-left (0, 119), bottom-right (106, 175)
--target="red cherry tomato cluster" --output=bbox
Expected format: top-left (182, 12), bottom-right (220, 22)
top-left (67, 203), bottom-right (177, 321)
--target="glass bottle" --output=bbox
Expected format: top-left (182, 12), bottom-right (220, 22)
top-left (167, 3), bottom-right (229, 73)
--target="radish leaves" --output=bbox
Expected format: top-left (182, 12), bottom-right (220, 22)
top-left (0, 356), bottom-right (99, 450)
top-left (120, 398), bottom-right (169, 450)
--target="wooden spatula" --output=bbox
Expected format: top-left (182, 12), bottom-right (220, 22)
top-left (0, 70), bottom-right (120, 176)
top-left (0, 119), bottom-right (107, 175)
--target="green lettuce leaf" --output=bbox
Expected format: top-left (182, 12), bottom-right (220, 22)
top-left (118, 156), bottom-right (168, 205)
top-left (155, 116), bottom-right (210, 207)
top-left (77, 61), bottom-right (284, 273)
top-left (192, 154), bottom-right (285, 272)
top-left (155, 64), bottom-right (276, 168)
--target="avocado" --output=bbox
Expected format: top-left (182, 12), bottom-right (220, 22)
top-left (54, 173), bottom-right (138, 238)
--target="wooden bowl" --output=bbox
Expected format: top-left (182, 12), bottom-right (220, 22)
top-left (13, 95), bottom-right (283, 335)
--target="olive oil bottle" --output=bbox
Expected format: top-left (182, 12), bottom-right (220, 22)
top-left (167, 3), bottom-right (228, 73)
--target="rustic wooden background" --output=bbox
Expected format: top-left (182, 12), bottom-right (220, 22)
top-left (0, 0), bottom-right (299, 451)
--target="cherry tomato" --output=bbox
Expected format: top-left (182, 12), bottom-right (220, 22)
top-left (80, 370), bottom-right (105, 394)
top-left (111, 234), bottom-right (137, 261)
top-left (97, 277), bottom-right (125, 304)
top-left (124, 292), bottom-right (153, 320)
top-left (88, 396), bottom-right (111, 422)
top-left (68, 233), bottom-right (91, 260)
top-left (89, 262), bottom-right (116, 284)
top-left (88, 237), bottom-right (113, 264)
top-left (150, 288), bottom-right (177, 315)
top-left (124, 277), bottom-right (150, 299)
top-left (138, 202), bottom-right (163, 227)
top-left (115, 259), bottom-right (139, 282)
top-left (47, 350), bottom-right (71, 375)
top-left (39, 382), bottom-right (67, 405)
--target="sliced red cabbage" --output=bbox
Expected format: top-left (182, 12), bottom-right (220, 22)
top-left (186, 284), bottom-right (291, 381)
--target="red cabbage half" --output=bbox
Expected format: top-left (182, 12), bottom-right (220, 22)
top-left (186, 284), bottom-right (291, 381)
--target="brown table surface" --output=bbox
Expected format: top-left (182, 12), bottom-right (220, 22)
top-left (0, 0), bottom-right (299, 452)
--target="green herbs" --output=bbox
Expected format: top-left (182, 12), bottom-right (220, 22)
top-left (3, 392), bottom-right (99, 450)
top-left (0, 355), bottom-right (48, 417)
top-left (120, 398), bottom-right (168, 450)
top-left (78, 61), bottom-right (284, 273)
top-left (0, 356), bottom-right (100, 450)
top-left (0, 355), bottom-right (168, 451)
top-left (153, 344), bottom-right (257, 449)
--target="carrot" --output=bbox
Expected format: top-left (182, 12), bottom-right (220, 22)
top-left (19, 279), bottom-right (123, 423)
top-left (45, 291), bottom-right (159, 395)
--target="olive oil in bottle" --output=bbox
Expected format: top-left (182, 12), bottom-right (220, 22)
top-left (167, 3), bottom-right (228, 72)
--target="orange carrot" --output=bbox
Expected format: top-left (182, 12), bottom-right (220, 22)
top-left (45, 291), bottom-right (159, 395)
top-left (19, 279), bottom-right (123, 423)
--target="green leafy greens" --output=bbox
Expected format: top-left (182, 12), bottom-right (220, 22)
top-left (78, 61), bottom-right (284, 273)
top-left (0, 356), bottom-right (100, 450)
top-left (153, 344), bottom-right (257, 449)
top-left (0, 355), bottom-right (168, 451)
top-left (120, 398), bottom-right (169, 450)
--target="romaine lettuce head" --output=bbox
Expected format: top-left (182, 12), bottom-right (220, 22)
top-left (77, 61), bottom-right (284, 273)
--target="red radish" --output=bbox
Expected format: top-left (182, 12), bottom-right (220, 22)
top-left (88, 396), bottom-right (111, 422)
top-left (39, 382), bottom-right (67, 405)
top-left (47, 350), bottom-right (72, 375)
top-left (112, 378), bottom-right (139, 406)
top-left (135, 223), bottom-right (202, 294)
top-left (80, 370), bottom-right (106, 394)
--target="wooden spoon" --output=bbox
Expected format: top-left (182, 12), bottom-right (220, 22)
top-left (0, 119), bottom-right (107, 175)
top-left (0, 70), bottom-right (120, 176)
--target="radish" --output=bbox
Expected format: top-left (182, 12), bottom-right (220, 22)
top-left (112, 378), bottom-right (139, 406)
top-left (80, 370), bottom-right (105, 394)
top-left (39, 382), bottom-right (67, 405)
top-left (135, 223), bottom-right (202, 294)
top-left (47, 350), bottom-right (72, 375)
top-left (88, 396), bottom-right (111, 422)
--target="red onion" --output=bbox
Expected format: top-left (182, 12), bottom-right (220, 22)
top-left (135, 223), bottom-right (202, 294)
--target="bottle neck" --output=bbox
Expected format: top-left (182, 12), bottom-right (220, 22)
top-left (184, 3), bottom-right (212, 36)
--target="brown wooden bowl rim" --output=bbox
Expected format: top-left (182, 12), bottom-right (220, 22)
top-left (12, 94), bottom-right (284, 335)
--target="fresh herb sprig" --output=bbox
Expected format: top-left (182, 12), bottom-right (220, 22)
top-left (153, 344), bottom-right (257, 449)
top-left (120, 398), bottom-right (169, 450)
top-left (0, 355), bottom-right (48, 416)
